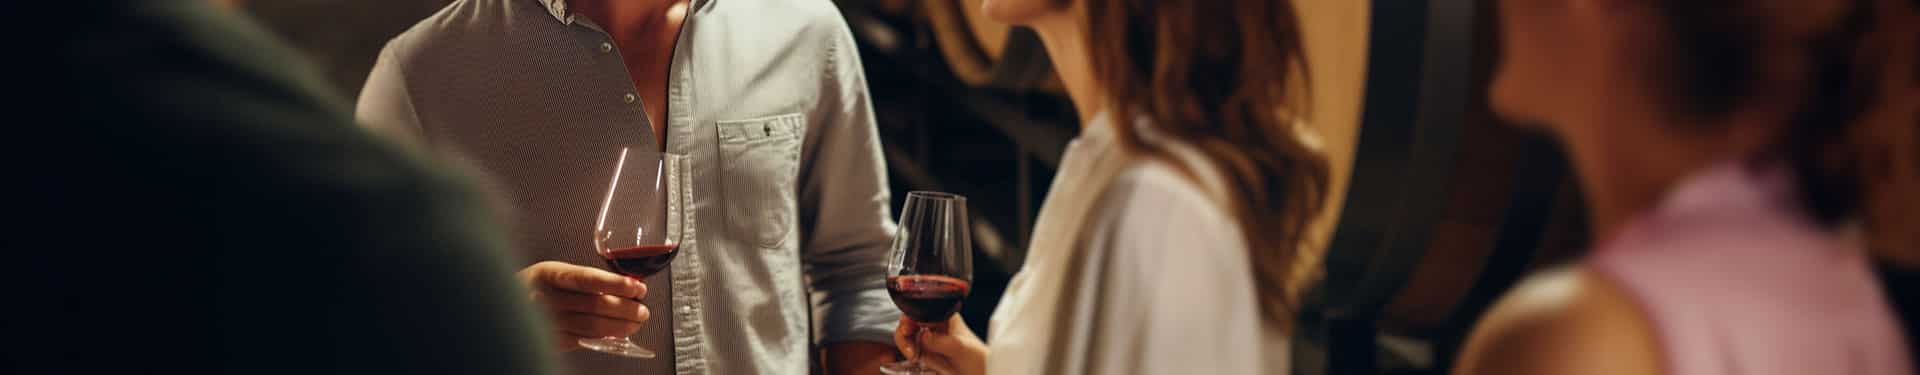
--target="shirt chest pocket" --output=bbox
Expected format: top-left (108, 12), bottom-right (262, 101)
top-left (716, 113), bottom-right (805, 249)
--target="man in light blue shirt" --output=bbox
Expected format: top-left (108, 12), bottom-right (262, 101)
top-left (356, 0), bottom-right (901, 373)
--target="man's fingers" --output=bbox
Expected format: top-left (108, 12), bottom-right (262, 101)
top-left (533, 289), bottom-right (650, 324)
top-left (529, 261), bottom-right (646, 299)
top-left (555, 332), bottom-right (595, 352)
top-left (554, 311), bottom-right (644, 338)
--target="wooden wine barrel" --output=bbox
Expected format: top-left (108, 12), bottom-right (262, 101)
top-left (1297, 0), bottom-right (1370, 248)
top-left (241, 0), bottom-right (454, 97)
top-left (1300, 0), bottom-right (1591, 373)
top-left (920, 0), bottom-right (1060, 91)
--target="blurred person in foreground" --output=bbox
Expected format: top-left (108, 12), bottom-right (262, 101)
top-left (9, 0), bottom-right (558, 373)
top-left (895, 0), bottom-right (1329, 373)
top-left (355, 0), bottom-right (901, 373)
top-left (1454, 0), bottom-right (1919, 374)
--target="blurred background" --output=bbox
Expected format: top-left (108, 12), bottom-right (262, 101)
top-left (240, 1), bottom-right (1592, 374)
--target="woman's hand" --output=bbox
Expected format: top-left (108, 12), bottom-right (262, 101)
top-left (893, 315), bottom-right (987, 375)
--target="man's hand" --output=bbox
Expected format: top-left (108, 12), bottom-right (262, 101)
top-left (892, 316), bottom-right (987, 375)
top-left (820, 341), bottom-right (898, 375)
top-left (518, 261), bottom-right (650, 351)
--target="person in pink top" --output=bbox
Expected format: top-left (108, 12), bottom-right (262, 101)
top-left (1452, 0), bottom-right (1920, 374)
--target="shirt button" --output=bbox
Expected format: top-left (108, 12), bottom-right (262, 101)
top-left (623, 93), bottom-right (637, 104)
top-left (599, 42), bottom-right (613, 53)
top-left (680, 305), bottom-right (694, 315)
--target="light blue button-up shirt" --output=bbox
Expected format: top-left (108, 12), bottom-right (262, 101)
top-left (355, 0), bottom-right (900, 373)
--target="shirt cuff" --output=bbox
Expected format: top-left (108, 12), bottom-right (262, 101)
top-left (813, 288), bottom-right (900, 344)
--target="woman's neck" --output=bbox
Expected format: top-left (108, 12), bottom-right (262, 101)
top-left (1563, 131), bottom-right (1682, 241)
top-left (1028, 9), bottom-right (1106, 127)
top-left (1562, 104), bottom-right (1788, 240)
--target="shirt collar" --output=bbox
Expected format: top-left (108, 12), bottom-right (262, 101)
top-left (532, 0), bottom-right (709, 24)
top-left (533, 0), bottom-right (568, 23)
top-left (1656, 159), bottom-right (1800, 219)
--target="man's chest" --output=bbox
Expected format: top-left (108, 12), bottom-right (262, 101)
top-left (622, 49), bottom-right (673, 147)
top-left (409, 32), bottom-right (825, 248)
top-left (416, 32), bottom-right (819, 139)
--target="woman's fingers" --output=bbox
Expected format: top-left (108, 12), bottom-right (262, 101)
top-left (897, 315), bottom-right (986, 375)
top-left (894, 316), bottom-right (917, 358)
top-left (917, 316), bottom-right (968, 355)
top-left (918, 353), bottom-right (960, 375)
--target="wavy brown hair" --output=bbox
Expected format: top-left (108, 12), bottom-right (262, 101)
top-left (1658, 0), bottom-right (1920, 266)
top-left (1081, 0), bottom-right (1328, 331)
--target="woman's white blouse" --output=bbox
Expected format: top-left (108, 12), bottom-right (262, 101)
top-left (985, 114), bottom-right (1289, 375)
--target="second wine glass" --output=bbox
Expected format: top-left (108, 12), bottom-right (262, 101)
top-left (881, 191), bottom-right (973, 375)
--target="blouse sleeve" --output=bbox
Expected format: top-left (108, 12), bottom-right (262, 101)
top-left (1070, 164), bottom-right (1279, 374)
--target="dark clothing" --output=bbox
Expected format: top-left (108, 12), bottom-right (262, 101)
top-left (6, 1), bottom-right (558, 374)
top-left (1879, 263), bottom-right (1920, 373)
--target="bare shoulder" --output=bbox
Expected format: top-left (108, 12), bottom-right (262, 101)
top-left (1452, 267), bottom-right (1663, 375)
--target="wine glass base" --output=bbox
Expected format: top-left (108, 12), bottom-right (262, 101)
top-left (578, 337), bottom-right (658, 358)
top-left (879, 360), bottom-right (939, 375)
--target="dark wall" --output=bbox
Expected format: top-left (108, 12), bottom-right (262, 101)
top-left (242, 0), bottom-right (454, 98)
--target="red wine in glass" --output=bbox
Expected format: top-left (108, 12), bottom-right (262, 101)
top-left (882, 191), bottom-right (972, 375)
top-left (580, 149), bottom-right (689, 359)
top-left (887, 275), bottom-right (969, 323)
top-left (602, 244), bottom-right (680, 279)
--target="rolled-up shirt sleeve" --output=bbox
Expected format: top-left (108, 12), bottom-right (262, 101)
top-left (797, 16), bottom-right (901, 345)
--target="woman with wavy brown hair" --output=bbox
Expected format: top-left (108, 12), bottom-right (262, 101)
top-left (1453, 0), bottom-right (1919, 374)
top-left (886, 0), bottom-right (1328, 374)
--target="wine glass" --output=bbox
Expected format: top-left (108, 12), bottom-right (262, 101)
top-left (579, 148), bottom-right (690, 358)
top-left (881, 191), bottom-right (973, 375)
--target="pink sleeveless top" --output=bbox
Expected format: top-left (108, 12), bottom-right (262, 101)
top-left (1590, 162), bottom-right (1914, 375)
